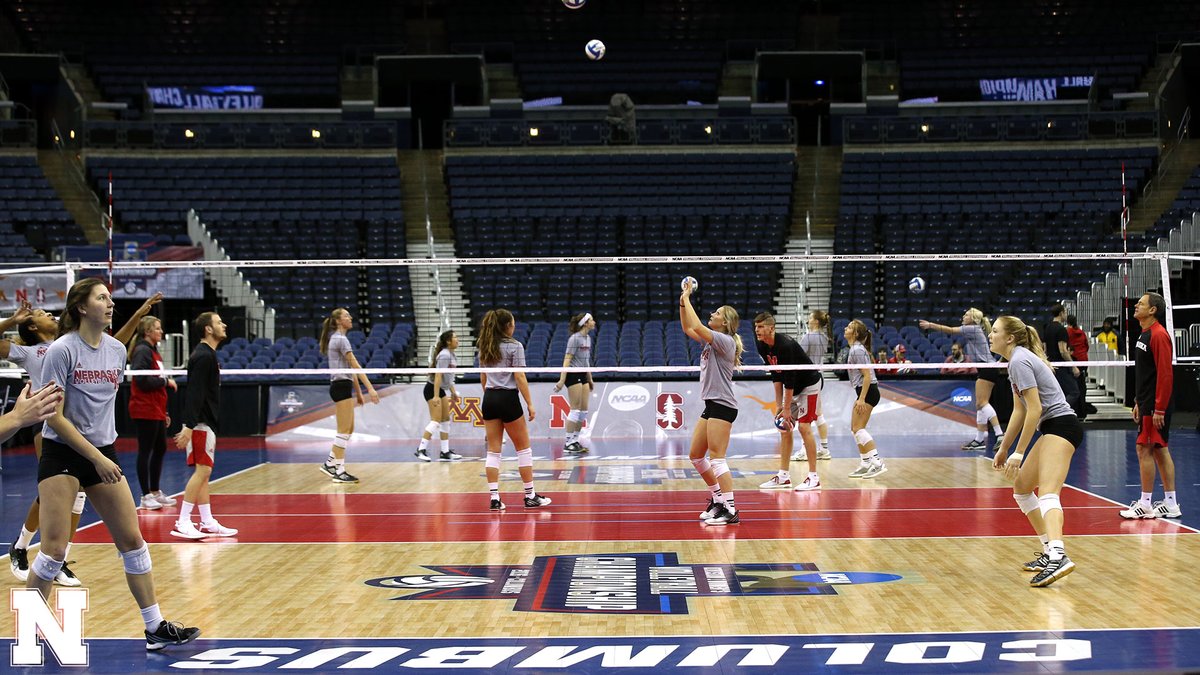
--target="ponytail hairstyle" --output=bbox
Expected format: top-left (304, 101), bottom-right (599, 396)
top-left (477, 308), bottom-right (514, 366)
top-left (966, 307), bottom-right (992, 336)
top-left (127, 315), bottom-right (161, 360)
top-left (57, 277), bottom-right (105, 337)
top-left (810, 309), bottom-right (832, 343)
top-left (568, 312), bottom-right (593, 334)
top-left (846, 318), bottom-right (873, 354)
top-left (319, 308), bottom-right (348, 356)
top-left (429, 330), bottom-right (456, 368)
top-left (995, 316), bottom-right (1052, 368)
top-left (715, 305), bottom-right (743, 368)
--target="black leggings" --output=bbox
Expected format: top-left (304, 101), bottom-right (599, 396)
top-left (135, 418), bottom-right (167, 495)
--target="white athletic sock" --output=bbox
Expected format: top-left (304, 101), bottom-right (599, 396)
top-left (724, 492), bottom-right (736, 512)
top-left (1038, 533), bottom-right (1050, 548)
top-left (198, 503), bottom-right (212, 523)
top-left (141, 604), bottom-right (164, 632)
top-left (778, 470), bottom-right (790, 481)
top-left (1141, 492), bottom-right (1153, 507)
top-left (418, 437), bottom-right (430, 451)
top-left (709, 483), bottom-right (724, 502)
top-left (1165, 491), bottom-right (1177, 507)
top-left (865, 449), bottom-right (879, 463)
top-left (17, 527), bottom-right (35, 549)
top-left (64, 542), bottom-right (71, 559)
top-left (334, 457), bottom-right (345, 471)
top-left (1048, 540), bottom-right (1065, 560)
top-left (440, 438), bottom-right (450, 454)
top-left (488, 482), bottom-right (499, 498)
top-left (180, 501), bottom-right (195, 523)
top-left (523, 482), bottom-right (535, 498)
top-left (992, 424), bottom-right (1004, 436)
top-left (974, 429), bottom-right (987, 443)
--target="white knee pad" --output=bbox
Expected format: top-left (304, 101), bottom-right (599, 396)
top-left (423, 421), bottom-right (441, 437)
top-left (32, 551), bottom-right (64, 582)
top-left (1038, 493), bottom-right (1062, 518)
top-left (576, 410), bottom-right (588, 423)
top-left (516, 448), bottom-right (533, 468)
top-left (710, 458), bottom-right (729, 478)
top-left (121, 543), bottom-right (153, 575)
top-left (816, 415), bottom-right (827, 426)
top-left (981, 403), bottom-right (997, 421)
top-left (854, 429), bottom-right (873, 447)
top-left (976, 408), bottom-right (989, 426)
top-left (691, 456), bottom-right (711, 474)
top-left (485, 452), bottom-right (502, 470)
top-left (72, 492), bottom-right (86, 516)
top-left (333, 433), bottom-right (350, 449)
top-left (566, 410), bottom-right (580, 424)
top-left (1013, 492), bottom-right (1040, 514)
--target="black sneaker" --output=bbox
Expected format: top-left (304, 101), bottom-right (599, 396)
top-left (1022, 551), bottom-right (1050, 572)
top-left (331, 471), bottom-right (359, 483)
top-left (524, 493), bottom-right (552, 508)
top-left (318, 462), bottom-right (337, 478)
top-left (440, 450), bottom-right (463, 461)
top-left (145, 620), bottom-right (201, 651)
top-left (703, 503), bottom-right (741, 525)
top-left (489, 497), bottom-right (506, 511)
top-left (54, 561), bottom-right (81, 587)
top-left (1030, 555), bottom-right (1076, 587)
top-left (415, 449), bottom-right (432, 462)
top-left (9, 543), bottom-right (29, 582)
top-left (564, 442), bottom-right (587, 454)
top-left (698, 498), bottom-right (720, 520)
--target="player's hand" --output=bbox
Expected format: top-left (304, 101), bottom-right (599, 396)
top-left (165, 414), bottom-right (171, 428)
top-left (167, 377), bottom-right (178, 392)
top-left (354, 390), bottom-right (365, 406)
top-left (527, 405), bottom-right (536, 422)
top-left (93, 455), bottom-right (123, 484)
top-left (174, 427), bottom-right (192, 450)
top-left (854, 400), bottom-right (868, 416)
top-left (1153, 411), bottom-right (1164, 429)
top-left (1002, 453), bottom-right (1023, 482)
top-left (368, 390), bottom-right (380, 405)
top-left (588, 381), bottom-right (594, 391)
top-left (138, 292), bottom-right (164, 316)
top-left (1131, 402), bottom-right (1139, 421)
top-left (12, 382), bottom-right (61, 426)
top-left (918, 320), bottom-right (931, 330)
top-left (451, 392), bottom-right (460, 404)
top-left (11, 301), bottom-right (33, 323)
top-left (553, 380), bottom-right (564, 392)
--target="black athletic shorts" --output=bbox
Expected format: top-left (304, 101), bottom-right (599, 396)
top-left (423, 382), bottom-right (447, 401)
top-left (976, 366), bottom-right (1004, 384)
top-left (483, 388), bottom-right (525, 423)
top-left (1039, 414), bottom-right (1084, 449)
top-left (855, 383), bottom-right (881, 407)
top-left (38, 438), bottom-right (118, 488)
top-left (330, 379), bottom-right (354, 402)
top-left (700, 400), bottom-right (738, 423)
top-left (564, 372), bottom-right (589, 387)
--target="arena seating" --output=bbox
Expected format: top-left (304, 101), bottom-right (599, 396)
top-left (0, 155), bottom-right (85, 258)
top-left (215, 324), bottom-right (414, 383)
top-left (84, 155), bottom-right (413, 345)
top-left (831, 146), bottom-right (1160, 360)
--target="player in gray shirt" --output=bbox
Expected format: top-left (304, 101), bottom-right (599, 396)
top-left (478, 308), bottom-right (551, 511)
top-left (800, 310), bottom-right (833, 455)
top-left (680, 279), bottom-right (744, 526)
top-left (318, 308), bottom-right (379, 483)
top-left (844, 319), bottom-right (887, 479)
top-left (554, 312), bottom-right (596, 454)
top-left (920, 308), bottom-right (1006, 451)
top-left (31, 277), bottom-right (200, 650)
top-left (418, 330), bottom-right (462, 461)
top-left (990, 315), bottom-right (1084, 588)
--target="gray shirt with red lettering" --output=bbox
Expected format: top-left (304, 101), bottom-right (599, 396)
top-left (41, 332), bottom-right (126, 447)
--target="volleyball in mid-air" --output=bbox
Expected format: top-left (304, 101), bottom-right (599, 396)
top-left (908, 276), bottom-right (926, 293)
top-left (681, 276), bottom-right (698, 292)
top-left (585, 39), bottom-right (606, 60)
top-left (774, 413), bottom-right (794, 432)
top-left (562, 0), bottom-right (587, 8)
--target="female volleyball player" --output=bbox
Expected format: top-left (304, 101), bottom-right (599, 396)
top-left (318, 308), bottom-right (379, 483)
top-left (128, 316), bottom-right (177, 510)
top-left (28, 278), bottom-right (200, 650)
top-left (680, 279), bottom-right (744, 525)
top-left (990, 316), bottom-right (1083, 587)
top-left (845, 319), bottom-right (887, 478)
top-left (920, 308), bottom-right (1005, 451)
top-left (417, 330), bottom-right (462, 461)
top-left (799, 310), bottom-right (832, 460)
top-left (554, 312), bottom-right (595, 454)
top-left (478, 309), bottom-right (551, 511)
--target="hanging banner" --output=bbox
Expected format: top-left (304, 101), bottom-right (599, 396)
top-left (0, 273), bottom-right (66, 311)
top-left (978, 75), bottom-right (1094, 101)
top-left (146, 85), bottom-right (264, 110)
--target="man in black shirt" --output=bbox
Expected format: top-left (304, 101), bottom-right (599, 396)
top-left (1044, 304), bottom-right (1081, 416)
top-left (754, 313), bottom-right (823, 491)
top-left (172, 312), bottom-right (238, 540)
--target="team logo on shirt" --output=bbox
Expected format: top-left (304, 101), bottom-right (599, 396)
top-left (656, 393), bottom-right (684, 429)
top-left (365, 552), bottom-right (901, 614)
top-left (72, 364), bottom-right (122, 389)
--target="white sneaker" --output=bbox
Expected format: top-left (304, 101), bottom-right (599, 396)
top-left (170, 521), bottom-right (206, 540)
top-left (816, 447), bottom-right (832, 460)
top-left (198, 520), bottom-right (239, 537)
top-left (795, 475), bottom-right (821, 491)
top-left (139, 495), bottom-right (163, 510)
top-left (1151, 501), bottom-right (1182, 519)
top-left (848, 463), bottom-right (871, 478)
top-left (152, 491), bottom-right (177, 506)
top-left (54, 563), bottom-right (82, 587)
top-left (863, 462), bottom-right (888, 479)
top-left (790, 449), bottom-right (807, 461)
top-left (1118, 501), bottom-right (1157, 519)
top-left (758, 475), bottom-right (792, 489)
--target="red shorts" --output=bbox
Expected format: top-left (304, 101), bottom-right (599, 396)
top-left (186, 424), bottom-right (216, 467)
top-left (789, 383), bottom-right (821, 424)
top-left (1136, 415), bottom-right (1169, 448)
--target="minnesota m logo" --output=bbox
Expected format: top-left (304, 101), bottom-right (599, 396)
top-left (10, 587), bottom-right (88, 667)
top-left (450, 397), bottom-right (484, 427)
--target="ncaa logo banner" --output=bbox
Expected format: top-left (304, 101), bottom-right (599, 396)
top-left (365, 552), bottom-right (901, 614)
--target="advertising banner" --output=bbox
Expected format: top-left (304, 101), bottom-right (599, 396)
top-left (0, 273), bottom-right (66, 311)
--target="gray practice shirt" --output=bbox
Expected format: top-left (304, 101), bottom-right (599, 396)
top-left (699, 331), bottom-right (737, 408)
top-left (41, 332), bottom-right (126, 447)
top-left (484, 338), bottom-right (525, 390)
top-left (847, 343), bottom-right (878, 388)
top-left (327, 332), bottom-right (353, 382)
top-left (800, 331), bottom-right (830, 364)
top-left (6, 341), bottom-right (53, 390)
top-left (428, 348), bottom-right (457, 387)
top-left (565, 333), bottom-right (592, 368)
top-left (960, 324), bottom-right (996, 364)
top-left (1007, 346), bottom-right (1073, 423)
